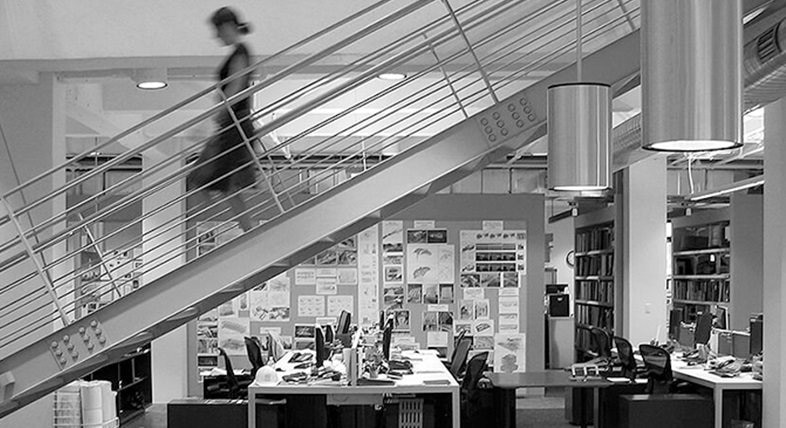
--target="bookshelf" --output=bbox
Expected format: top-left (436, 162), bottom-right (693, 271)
top-left (573, 209), bottom-right (616, 362)
top-left (670, 213), bottom-right (731, 324)
top-left (84, 344), bottom-right (152, 424)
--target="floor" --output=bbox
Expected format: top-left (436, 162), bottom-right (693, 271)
top-left (124, 392), bottom-right (575, 428)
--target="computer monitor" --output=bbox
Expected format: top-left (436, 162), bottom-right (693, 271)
top-left (325, 324), bottom-right (334, 344)
top-left (750, 314), bottom-right (763, 356)
top-left (315, 326), bottom-right (326, 367)
top-left (668, 308), bottom-right (684, 341)
top-left (379, 310), bottom-right (386, 331)
top-left (338, 310), bottom-right (352, 335)
top-left (382, 322), bottom-right (393, 361)
top-left (694, 311), bottom-right (713, 347)
top-left (732, 331), bottom-right (751, 359)
top-left (714, 306), bottom-right (728, 330)
top-left (267, 330), bottom-right (285, 362)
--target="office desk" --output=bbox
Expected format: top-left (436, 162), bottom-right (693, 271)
top-left (247, 351), bottom-right (459, 428)
top-left (486, 370), bottom-right (612, 428)
top-left (671, 359), bottom-right (761, 428)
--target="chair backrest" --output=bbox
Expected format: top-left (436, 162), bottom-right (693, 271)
top-left (449, 336), bottom-right (473, 378)
top-left (638, 344), bottom-right (672, 394)
top-left (460, 352), bottom-right (489, 392)
top-left (244, 336), bottom-right (264, 376)
top-left (590, 327), bottom-right (612, 358)
top-left (218, 347), bottom-right (240, 398)
top-left (613, 336), bottom-right (636, 380)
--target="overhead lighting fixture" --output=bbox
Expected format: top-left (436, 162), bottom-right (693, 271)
top-left (687, 176), bottom-right (764, 201)
top-left (641, 0), bottom-right (742, 152)
top-left (377, 72), bottom-right (406, 81)
top-left (134, 68), bottom-right (168, 90)
top-left (547, 0), bottom-right (612, 192)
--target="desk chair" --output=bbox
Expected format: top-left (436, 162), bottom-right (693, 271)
top-left (613, 337), bottom-right (645, 381)
top-left (448, 336), bottom-right (472, 379)
top-left (638, 344), bottom-right (673, 394)
top-left (244, 336), bottom-right (265, 377)
top-left (205, 348), bottom-right (241, 399)
top-left (460, 352), bottom-right (492, 427)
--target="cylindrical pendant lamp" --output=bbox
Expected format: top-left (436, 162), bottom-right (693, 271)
top-left (547, 83), bottom-right (612, 191)
top-left (641, 0), bottom-right (742, 152)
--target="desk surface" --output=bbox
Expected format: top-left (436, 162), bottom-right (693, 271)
top-left (487, 370), bottom-right (613, 389)
top-left (671, 359), bottom-right (761, 390)
top-left (248, 350), bottom-right (458, 395)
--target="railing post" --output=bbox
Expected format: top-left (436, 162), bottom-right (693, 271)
top-left (424, 33), bottom-right (469, 119)
top-left (0, 196), bottom-right (70, 326)
top-left (440, 0), bottom-right (499, 104)
top-left (215, 91), bottom-right (287, 214)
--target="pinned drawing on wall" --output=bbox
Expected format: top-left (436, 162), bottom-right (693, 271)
top-left (439, 284), bottom-right (454, 304)
top-left (316, 277), bottom-right (338, 295)
top-left (218, 317), bottom-right (249, 355)
top-left (459, 229), bottom-right (527, 277)
top-left (460, 273), bottom-right (480, 288)
top-left (472, 318), bottom-right (494, 336)
top-left (422, 283), bottom-right (439, 304)
top-left (295, 268), bottom-right (317, 285)
top-left (358, 225), bottom-right (380, 327)
top-left (407, 284), bottom-right (423, 303)
top-left (327, 295), bottom-right (354, 317)
top-left (493, 333), bottom-right (526, 373)
top-left (337, 268), bottom-right (358, 285)
top-left (394, 309), bottom-right (411, 332)
top-left (382, 221), bottom-right (404, 253)
top-left (297, 295), bottom-right (325, 317)
top-left (336, 237), bottom-right (357, 265)
top-left (407, 244), bottom-right (438, 283)
top-left (458, 300), bottom-right (474, 320)
top-left (474, 299), bottom-right (490, 319)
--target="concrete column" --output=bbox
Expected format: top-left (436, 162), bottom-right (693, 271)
top-left (142, 157), bottom-right (188, 403)
top-left (0, 75), bottom-right (65, 428)
top-left (619, 155), bottom-right (668, 346)
top-left (762, 98), bottom-right (786, 427)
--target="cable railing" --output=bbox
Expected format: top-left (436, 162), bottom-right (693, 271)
top-left (0, 0), bottom-right (640, 356)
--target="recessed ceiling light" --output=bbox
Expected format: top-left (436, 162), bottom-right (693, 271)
top-left (134, 68), bottom-right (168, 90)
top-left (377, 72), bottom-right (406, 81)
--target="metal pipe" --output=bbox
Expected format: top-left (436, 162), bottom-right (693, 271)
top-left (440, 0), bottom-right (498, 103)
top-left (0, 196), bottom-right (69, 326)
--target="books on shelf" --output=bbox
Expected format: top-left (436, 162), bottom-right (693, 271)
top-left (576, 227), bottom-right (613, 253)
top-left (576, 280), bottom-right (614, 304)
top-left (672, 279), bottom-right (730, 303)
top-left (575, 305), bottom-right (614, 329)
top-left (575, 253), bottom-right (614, 277)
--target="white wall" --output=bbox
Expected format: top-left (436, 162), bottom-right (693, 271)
top-left (0, 76), bottom-right (65, 427)
top-left (546, 215), bottom-right (575, 295)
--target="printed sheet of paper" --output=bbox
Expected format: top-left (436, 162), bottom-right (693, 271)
top-left (294, 268), bottom-right (316, 285)
top-left (358, 226), bottom-right (380, 326)
top-left (498, 313), bottom-right (519, 332)
top-left (407, 244), bottom-right (439, 283)
top-left (218, 317), bottom-right (249, 355)
top-left (298, 295), bottom-right (325, 317)
top-left (493, 333), bottom-right (526, 373)
top-left (337, 268), bottom-right (358, 285)
top-left (437, 245), bottom-right (455, 283)
top-left (498, 296), bottom-right (519, 314)
top-left (463, 288), bottom-right (484, 300)
top-left (316, 277), bottom-right (338, 295)
top-left (327, 295), bottom-right (354, 317)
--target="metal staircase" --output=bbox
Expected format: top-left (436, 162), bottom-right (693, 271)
top-left (0, 0), bottom-right (641, 417)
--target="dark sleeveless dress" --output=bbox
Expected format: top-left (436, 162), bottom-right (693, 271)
top-left (188, 43), bottom-right (256, 192)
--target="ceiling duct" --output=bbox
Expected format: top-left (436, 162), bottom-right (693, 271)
top-left (613, 7), bottom-right (786, 169)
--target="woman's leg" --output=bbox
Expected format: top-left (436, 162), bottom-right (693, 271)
top-left (227, 192), bottom-right (253, 232)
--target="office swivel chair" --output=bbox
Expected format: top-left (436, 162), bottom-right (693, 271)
top-left (204, 348), bottom-right (242, 399)
top-left (448, 336), bottom-right (473, 379)
top-left (587, 327), bottom-right (613, 368)
top-left (244, 337), bottom-right (265, 377)
top-left (613, 336), bottom-right (644, 381)
top-left (638, 344), bottom-right (674, 394)
top-left (460, 352), bottom-right (493, 427)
